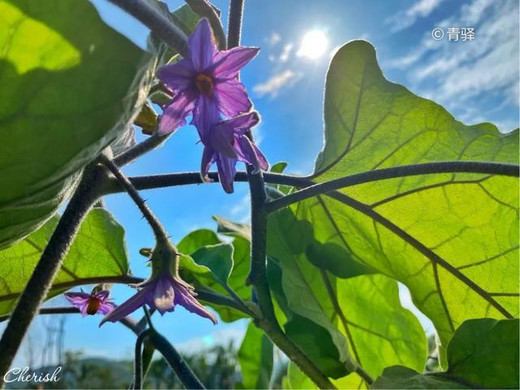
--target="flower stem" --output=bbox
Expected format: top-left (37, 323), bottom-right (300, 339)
top-left (0, 162), bottom-right (106, 385)
top-left (107, 0), bottom-right (189, 56)
top-left (100, 155), bottom-right (170, 243)
top-left (148, 330), bottom-right (205, 389)
top-left (134, 329), bottom-right (151, 390)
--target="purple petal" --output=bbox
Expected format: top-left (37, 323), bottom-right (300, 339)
top-left (216, 154), bottom-right (237, 193)
top-left (100, 288), bottom-right (150, 326)
top-left (174, 283), bottom-right (218, 324)
top-left (65, 293), bottom-right (90, 316)
top-left (201, 145), bottom-right (216, 179)
top-left (188, 18), bottom-right (216, 72)
top-left (95, 290), bottom-right (110, 301)
top-left (158, 92), bottom-right (196, 135)
top-left (156, 58), bottom-right (195, 91)
top-left (212, 46), bottom-right (260, 79)
top-left (211, 122), bottom-right (237, 158)
top-left (97, 301), bottom-right (116, 315)
top-left (219, 111), bottom-right (260, 135)
top-left (236, 136), bottom-right (269, 172)
top-left (153, 276), bottom-right (175, 314)
top-left (192, 95), bottom-right (220, 142)
top-left (214, 79), bottom-right (252, 117)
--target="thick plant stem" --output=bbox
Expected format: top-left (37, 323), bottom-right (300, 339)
top-left (134, 329), bottom-right (151, 390)
top-left (148, 330), bottom-right (205, 389)
top-left (227, 1), bottom-right (333, 387)
top-left (227, 0), bottom-right (244, 48)
top-left (0, 163), bottom-right (105, 384)
top-left (107, 0), bottom-right (188, 56)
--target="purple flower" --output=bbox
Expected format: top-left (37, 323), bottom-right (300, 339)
top-left (100, 240), bottom-right (217, 326)
top-left (65, 289), bottom-right (116, 316)
top-left (156, 18), bottom-right (259, 139)
top-left (100, 275), bottom-right (217, 326)
top-left (201, 111), bottom-right (269, 193)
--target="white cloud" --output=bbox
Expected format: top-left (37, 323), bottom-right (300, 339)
top-left (266, 32), bottom-right (281, 46)
top-left (230, 194), bottom-right (250, 223)
top-left (386, 0), bottom-right (519, 130)
top-left (279, 43), bottom-right (293, 63)
top-left (387, 0), bottom-right (445, 32)
top-left (253, 69), bottom-right (302, 98)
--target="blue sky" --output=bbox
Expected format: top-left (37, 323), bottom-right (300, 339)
top-left (14, 0), bottom-right (519, 365)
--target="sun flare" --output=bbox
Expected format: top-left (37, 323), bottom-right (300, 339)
top-left (298, 29), bottom-right (329, 59)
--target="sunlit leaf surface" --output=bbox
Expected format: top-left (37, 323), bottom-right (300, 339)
top-left (0, 0), bottom-right (149, 247)
top-left (0, 209), bottom-right (129, 317)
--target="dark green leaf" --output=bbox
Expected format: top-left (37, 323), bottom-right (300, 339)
top-left (0, 0), bottom-right (150, 247)
top-left (285, 315), bottom-right (348, 379)
top-left (191, 243), bottom-right (233, 286)
top-left (0, 208), bottom-right (129, 316)
top-left (305, 242), bottom-right (374, 278)
top-left (372, 366), bottom-right (468, 389)
top-left (447, 319), bottom-right (519, 388)
top-left (374, 319), bottom-right (519, 388)
top-left (237, 321), bottom-right (274, 389)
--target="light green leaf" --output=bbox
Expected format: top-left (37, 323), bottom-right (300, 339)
top-left (237, 321), bottom-right (274, 389)
top-left (0, 0), bottom-right (150, 247)
top-left (294, 40), bottom-right (519, 360)
top-left (213, 215), bottom-right (252, 241)
top-left (191, 243), bottom-right (233, 286)
top-left (177, 229), bottom-right (251, 322)
top-left (267, 208), bottom-right (427, 383)
top-left (0, 208), bottom-right (129, 316)
top-left (373, 319), bottom-right (519, 388)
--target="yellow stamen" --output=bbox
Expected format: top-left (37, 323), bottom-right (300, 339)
top-left (195, 74), bottom-right (213, 95)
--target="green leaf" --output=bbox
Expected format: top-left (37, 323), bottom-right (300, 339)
top-left (0, 208), bottom-right (129, 316)
top-left (213, 215), bottom-right (252, 241)
top-left (372, 366), bottom-right (468, 389)
top-left (294, 40), bottom-right (519, 359)
top-left (191, 243), bottom-right (233, 286)
top-left (285, 362), bottom-right (317, 390)
top-left (305, 242), bottom-right (374, 278)
top-left (237, 321), bottom-right (274, 389)
top-left (267, 208), bottom-right (427, 383)
top-left (285, 315), bottom-right (348, 379)
top-left (177, 229), bottom-right (251, 322)
top-left (0, 0), bottom-right (150, 247)
top-left (373, 319), bottom-right (519, 388)
top-left (447, 319), bottom-right (519, 388)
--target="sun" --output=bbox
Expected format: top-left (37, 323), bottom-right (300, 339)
top-left (298, 29), bottom-right (329, 59)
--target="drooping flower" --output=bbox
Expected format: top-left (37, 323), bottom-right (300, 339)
top-left (156, 18), bottom-right (259, 139)
top-left (100, 240), bottom-right (217, 326)
top-left (201, 111), bottom-right (268, 193)
top-left (65, 289), bottom-right (116, 316)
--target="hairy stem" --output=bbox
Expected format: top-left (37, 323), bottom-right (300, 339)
top-left (0, 162), bottom-right (105, 383)
top-left (101, 155), bottom-right (170, 243)
top-left (114, 133), bottom-right (171, 167)
top-left (107, 0), bottom-right (188, 56)
top-left (101, 161), bottom-right (518, 196)
top-left (264, 161), bottom-right (520, 214)
top-left (227, 0), bottom-right (244, 48)
top-left (134, 329), bottom-right (151, 390)
top-left (101, 171), bottom-right (310, 194)
top-left (148, 330), bottom-right (205, 389)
